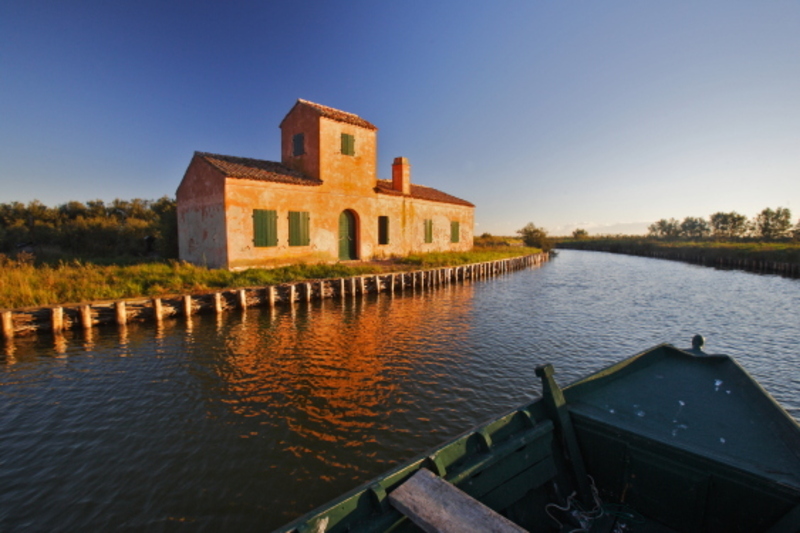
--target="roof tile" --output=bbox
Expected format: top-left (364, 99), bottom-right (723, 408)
top-left (375, 180), bottom-right (474, 207)
top-left (197, 152), bottom-right (322, 186)
top-left (286, 99), bottom-right (378, 131)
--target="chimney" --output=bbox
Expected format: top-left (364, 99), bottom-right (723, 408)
top-left (392, 157), bottom-right (411, 195)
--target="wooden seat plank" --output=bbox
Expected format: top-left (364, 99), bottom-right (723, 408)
top-left (388, 468), bottom-right (528, 533)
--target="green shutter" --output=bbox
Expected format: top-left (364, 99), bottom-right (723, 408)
top-left (378, 216), bottom-right (390, 245)
top-left (424, 219), bottom-right (433, 243)
top-left (451, 221), bottom-right (460, 243)
top-left (253, 209), bottom-right (277, 247)
top-left (289, 211), bottom-right (310, 246)
top-left (341, 133), bottom-right (355, 156)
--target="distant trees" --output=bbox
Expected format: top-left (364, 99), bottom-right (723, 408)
top-left (0, 197), bottom-right (178, 260)
top-left (709, 212), bottom-right (749, 240)
top-left (572, 228), bottom-right (589, 239)
top-left (679, 217), bottom-right (711, 239)
top-left (517, 223), bottom-right (553, 252)
top-left (753, 207), bottom-right (792, 240)
top-left (648, 218), bottom-right (682, 239)
top-left (647, 207), bottom-right (794, 242)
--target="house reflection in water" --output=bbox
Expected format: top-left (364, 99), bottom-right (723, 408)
top-left (212, 283), bottom-right (478, 485)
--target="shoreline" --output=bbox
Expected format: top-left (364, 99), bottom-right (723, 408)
top-left (1, 253), bottom-right (550, 342)
top-left (558, 240), bottom-right (800, 278)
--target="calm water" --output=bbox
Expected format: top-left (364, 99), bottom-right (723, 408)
top-left (1, 250), bottom-right (798, 531)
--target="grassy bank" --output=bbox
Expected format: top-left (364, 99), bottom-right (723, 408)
top-left (558, 238), bottom-right (800, 265)
top-left (0, 247), bottom-right (540, 309)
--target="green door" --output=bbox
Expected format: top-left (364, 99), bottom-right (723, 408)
top-left (338, 210), bottom-right (357, 260)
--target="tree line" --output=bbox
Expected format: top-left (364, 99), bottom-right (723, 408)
top-left (0, 197), bottom-right (178, 260)
top-left (647, 207), bottom-right (799, 241)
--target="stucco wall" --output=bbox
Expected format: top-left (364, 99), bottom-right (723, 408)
top-left (176, 158), bottom-right (228, 268)
top-left (316, 117), bottom-right (377, 194)
top-left (224, 176), bottom-right (473, 269)
top-left (280, 105), bottom-right (321, 180)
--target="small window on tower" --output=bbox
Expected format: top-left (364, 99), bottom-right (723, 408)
top-left (293, 133), bottom-right (305, 156)
top-left (341, 133), bottom-right (355, 156)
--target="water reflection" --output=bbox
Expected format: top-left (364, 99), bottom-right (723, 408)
top-left (212, 284), bottom-right (480, 488)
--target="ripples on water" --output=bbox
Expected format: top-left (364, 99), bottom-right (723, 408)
top-left (0, 250), bottom-right (798, 531)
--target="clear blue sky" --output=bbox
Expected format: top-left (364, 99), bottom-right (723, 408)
top-left (2, 1), bottom-right (799, 235)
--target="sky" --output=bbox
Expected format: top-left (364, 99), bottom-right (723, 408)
top-left (2, 1), bottom-right (799, 236)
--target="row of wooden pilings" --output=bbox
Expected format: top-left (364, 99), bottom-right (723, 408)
top-left (0, 253), bottom-right (549, 342)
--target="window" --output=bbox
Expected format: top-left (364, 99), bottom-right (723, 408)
top-left (424, 219), bottom-right (433, 244)
top-left (378, 216), bottom-right (390, 245)
top-left (341, 133), bottom-right (355, 156)
top-left (292, 133), bottom-right (305, 156)
top-left (288, 211), bottom-right (310, 246)
top-left (253, 209), bottom-right (277, 247)
top-left (451, 221), bottom-right (460, 243)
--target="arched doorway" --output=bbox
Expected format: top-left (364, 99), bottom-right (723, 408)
top-left (338, 210), bottom-right (358, 260)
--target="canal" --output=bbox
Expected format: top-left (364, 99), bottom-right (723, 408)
top-left (1, 250), bottom-right (798, 531)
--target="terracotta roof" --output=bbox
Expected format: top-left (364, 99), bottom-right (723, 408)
top-left (197, 152), bottom-right (322, 186)
top-left (375, 180), bottom-right (475, 207)
top-left (281, 99), bottom-right (378, 131)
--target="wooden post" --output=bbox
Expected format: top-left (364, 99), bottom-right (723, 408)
top-left (359, 276), bottom-right (366, 295)
top-left (318, 280), bottom-right (326, 300)
top-left (1, 311), bottom-right (14, 340)
top-left (115, 301), bottom-right (127, 326)
top-left (183, 295), bottom-right (193, 317)
top-left (51, 307), bottom-right (64, 334)
top-left (289, 284), bottom-right (296, 304)
top-left (349, 277), bottom-right (357, 296)
top-left (338, 278), bottom-right (345, 298)
top-left (213, 292), bottom-right (223, 314)
top-left (390, 273), bottom-right (396, 294)
top-left (304, 283), bottom-right (312, 303)
top-left (536, 364), bottom-right (593, 506)
top-left (80, 305), bottom-right (93, 330)
top-left (267, 286), bottom-right (276, 307)
top-left (152, 298), bottom-right (163, 322)
top-left (238, 289), bottom-right (247, 309)
top-left (373, 275), bottom-right (381, 293)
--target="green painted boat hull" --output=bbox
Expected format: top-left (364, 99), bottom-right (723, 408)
top-left (274, 343), bottom-right (800, 533)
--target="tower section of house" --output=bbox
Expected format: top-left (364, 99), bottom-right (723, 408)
top-left (177, 99), bottom-right (474, 270)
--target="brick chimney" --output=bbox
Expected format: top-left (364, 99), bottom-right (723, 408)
top-left (392, 157), bottom-right (411, 195)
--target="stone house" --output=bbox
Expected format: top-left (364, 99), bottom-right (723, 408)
top-left (176, 99), bottom-right (474, 270)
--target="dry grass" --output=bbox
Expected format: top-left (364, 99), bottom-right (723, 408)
top-left (0, 246), bottom-right (539, 309)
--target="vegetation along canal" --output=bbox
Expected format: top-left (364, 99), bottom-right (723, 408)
top-left (1, 250), bottom-right (798, 531)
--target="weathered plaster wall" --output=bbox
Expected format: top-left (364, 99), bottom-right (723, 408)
top-left (317, 117), bottom-right (377, 194)
top-left (224, 175), bottom-right (473, 269)
top-left (370, 196), bottom-right (474, 259)
top-left (176, 158), bottom-right (228, 268)
top-left (280, 105), bottom-right (321, 179)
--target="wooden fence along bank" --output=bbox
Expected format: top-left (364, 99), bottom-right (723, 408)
top-left (1, 254), bottom-right (549, 343)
